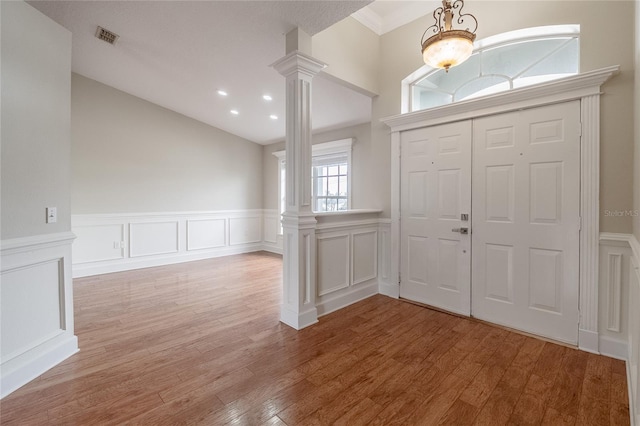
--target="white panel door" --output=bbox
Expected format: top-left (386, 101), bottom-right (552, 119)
top-left (400, 121), bottom-right (472, 316)
top-left (472, 101), bottom-right (580, 344)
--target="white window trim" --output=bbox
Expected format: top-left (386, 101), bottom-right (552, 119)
top-left (401, 25), bottom-right (581, 113)
top-left (273, 138), bottom-right (353, 232)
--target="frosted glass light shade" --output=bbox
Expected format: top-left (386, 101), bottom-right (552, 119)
top-left (422, 30), bottom-right (475, 71)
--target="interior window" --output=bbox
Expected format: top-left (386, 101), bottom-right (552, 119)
top-left (405, 25), bottom-right (580, 112)
top-left (274, 138), bottom-right (353, 233)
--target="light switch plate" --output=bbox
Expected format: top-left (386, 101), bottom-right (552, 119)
top-left (46, 207), bottom-right (57, 224)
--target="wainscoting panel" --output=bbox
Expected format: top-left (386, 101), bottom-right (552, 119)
top-left (315, 212), bottom-right (381, 317)
top-left (130, 221), bottom-right (179, 258)
top-left (72, 211), bottom-right (267, 277)
top-left (73, 224), bottom-right (124, 264)
top-left (317, 233), bottom-right (350, 296)
top-left (1, 259), bottom-right (64, 361)
top-left (187, 219), bottom-right (226, 251)
top-left (229, 216), bottom-right (261, 246)
top-left (1, 232), bottom-right (78, 398)
top-left (598, 234), bottom-right (633, 360)
top-left (261, 210), bottom-right (283, 255)
top-left (352, 230), bottom-right (377, 285)
top-left (263, 216), bottom-right (278, 244)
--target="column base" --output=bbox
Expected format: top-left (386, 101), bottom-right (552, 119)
top-left (280, 304), bottom-right (318, 330)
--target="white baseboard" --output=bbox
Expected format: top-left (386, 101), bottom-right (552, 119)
top-left (280, 306), bottom-right (318, 330)
top-left (379, 281), bottom-right (399, 299)
top-left (629, 360), bottom-right (639, 426)
top-left (1, 335), bottom-right (78, 399)
top-left (578, 329), bottom-right (600, 353)
top-left (599, 335), bottom-right (628, 361)
top-left (73, 243), bottom-right (266, 277)
top-left (316, 280), bottom-right (378, 317)
top-left (261, 243), bottom-right (283, 255)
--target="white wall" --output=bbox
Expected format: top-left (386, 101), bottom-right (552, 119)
top-left (71, 74), bottom-right (263, 214)
top-left (1, 1), bottom-right (78, 398)
top-left (369, 1), bottom-right (635, 235)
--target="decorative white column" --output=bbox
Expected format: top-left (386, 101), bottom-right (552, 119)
top-left (271, 30), bottom-right (326, 330)
top-left (578, 94), bottom-right (601, 352)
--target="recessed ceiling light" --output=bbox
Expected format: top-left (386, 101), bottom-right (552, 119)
top-left (269, 115), bottom-right (278, 120)
top-left (217, 90), bottom-right (228, 96)
top-left (230, 109), bottom-right (239, 115)
top-left (263, 95), bottom-right (273, 101)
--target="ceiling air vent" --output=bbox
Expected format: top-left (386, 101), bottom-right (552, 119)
top-left (95, 26), bottom-right (119, 45)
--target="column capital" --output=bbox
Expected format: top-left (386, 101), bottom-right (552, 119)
top-left (271, 51), bottom-right (326, 79)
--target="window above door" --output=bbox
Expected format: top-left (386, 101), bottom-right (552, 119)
top-left (403, 25), bottom-right (580, 113)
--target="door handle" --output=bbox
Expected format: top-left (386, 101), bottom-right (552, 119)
top-left (452, 227), bottom-right (469, 235)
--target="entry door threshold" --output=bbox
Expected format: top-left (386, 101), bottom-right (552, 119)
top-left (398, 297), bottom-right (578, 350)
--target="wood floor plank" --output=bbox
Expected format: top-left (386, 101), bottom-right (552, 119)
top-left (0, 252), bottom-right (630, 425)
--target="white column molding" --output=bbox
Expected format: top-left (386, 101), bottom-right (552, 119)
top-left (606, 252), bottom-right (623, 333)
top-left (272, 48), bottom-right (326, 330)
top-left (578, 94), bottom-right (601, 352)
top-left (388, 131), bottom-right (401, 298)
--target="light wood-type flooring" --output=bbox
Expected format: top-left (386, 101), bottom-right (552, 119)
top-left (0, 252), bottom-right (630, 425)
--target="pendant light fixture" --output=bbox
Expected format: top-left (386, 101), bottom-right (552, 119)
top-left (421, 0), bottom-right (478, 72)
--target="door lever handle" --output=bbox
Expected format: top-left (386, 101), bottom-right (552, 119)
top-left (451, 227), bottom-right (469, 235)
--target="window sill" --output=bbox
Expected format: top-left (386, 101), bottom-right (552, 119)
top-left (313, 209), bottom-right (382, 217)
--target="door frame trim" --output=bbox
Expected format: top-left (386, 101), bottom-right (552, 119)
top-left (382, 65), bottom-right (620, 353)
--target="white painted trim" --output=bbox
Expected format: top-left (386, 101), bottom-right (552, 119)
top-left (578, 329), bottom-right (600, 354)
top-left (630, 234), bottom-right (640, 267)
top-left (606, 253), bottom-right (623, 333)
top-left (72, 210), bottom-right (276, 277)
top-left (629, 234), bottom-right (640, 426)
top-left (351, 2), bottom-right (434, 36)
top-left (390, 131), bottom-right (401, 292)
top-left (600, 232), bottom-right (636, 246)
top-left (280, 305), bottom-right (318, 330)
top-left (1, 335), bottom-right (78, 399)
top-left (579, 94), bottom-right (601, 352)
top-left (1, 232), bottom-right (76, 254)
top-left (72, 243), bottom-right (266, 278)
top-left (316, 232), bottom-right (350, 297)
top-left (628, 360), bottom-right (639, 426)
top-left (350, 7), bottom-right (382, 35)
top-left (315, 218), bottom-right (381, 231)
top-left (383, 66), bottom-right (619, 132)
top-left (351, 229), bottom-right (378, 286)
top-left (72, 209), bottom-right (265, 220)
top-left (599, 335), bottom-right (628, 361)
top-left (379, 282), bottom-right (400, 299)
top-left (1, 233), bottom-right (78, 398)
top-left (316, 280), bottom-right (378, 317)
top-left (314, 209), bottom-right (381, 217)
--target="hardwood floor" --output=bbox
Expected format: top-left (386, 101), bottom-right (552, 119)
top-left (1, 252), bottom-right (630, 425)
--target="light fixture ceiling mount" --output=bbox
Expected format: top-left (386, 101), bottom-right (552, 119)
top-left (421, 0), bottom-right (478, 72)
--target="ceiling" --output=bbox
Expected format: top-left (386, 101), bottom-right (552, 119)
top-left (27, 0), bottom-right (437, 145)
top-left (352, 0), bottom-right (438, 35)
top-left (28, 0), bottom-right (375, 145)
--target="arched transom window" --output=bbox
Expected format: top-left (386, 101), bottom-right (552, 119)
top-left (403, 25), bottom-right (580, 112)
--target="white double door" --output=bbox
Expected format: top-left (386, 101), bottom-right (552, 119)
top-left (400, 101), bottom-right (581, 344)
